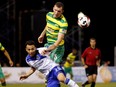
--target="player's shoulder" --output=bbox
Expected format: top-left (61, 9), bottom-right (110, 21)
top-left (96, 47), bottom-right (101, 51)
top-left (25, 54), bottom-right (31, 62)
top-left (0, 42), bottom-right (2, 46)
top-left (85, 47), bottom-right (90, 50)
top-left (47, 12), bottom-right (53, 16)
top-left (68, 53), bottom-right (73, 56)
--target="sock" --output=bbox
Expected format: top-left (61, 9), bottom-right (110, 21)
top-left (91, 82), bottom-right (95, 87)
top-left (45, 80), bottom-right (47, 86)
top-left (82, 80), bottom-right (89, 86)
top-left (1, 82), bottom-right (6, 86)
top-left (65, 78), bottom-right (79, 87)
top-left (64, 78), bottom-right (70, 84)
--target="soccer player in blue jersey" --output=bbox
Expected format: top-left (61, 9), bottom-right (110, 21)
top-left (19, 40), bottom-right (79, 87)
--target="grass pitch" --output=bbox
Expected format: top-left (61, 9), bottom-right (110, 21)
top-left (4, 82), bottom-right (116, 87)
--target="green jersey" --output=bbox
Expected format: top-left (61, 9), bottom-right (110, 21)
top-left (0, 43), bottom-right (5, 51)
top-left (46, 12), bottom-right (68, 46)
top-left (0, 42), bottom-right (5, 78)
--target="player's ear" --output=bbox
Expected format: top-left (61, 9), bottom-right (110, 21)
top-left (53, 5), bottom-right (55, 11)
top-left (62, 10), bottom-right (64, 13)
top-left (25, 48), bottom-right (27, 52)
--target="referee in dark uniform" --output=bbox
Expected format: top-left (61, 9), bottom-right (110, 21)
top-left (81, 38), bottom-right (101, 87)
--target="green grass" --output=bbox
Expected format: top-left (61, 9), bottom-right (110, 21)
top-left (4, 82), bottom-right (116, 87)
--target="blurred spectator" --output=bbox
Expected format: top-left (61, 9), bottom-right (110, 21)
top-left (16, 63), bottom-right (21, 67)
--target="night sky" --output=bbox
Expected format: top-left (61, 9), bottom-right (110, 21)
top-left (0, 0), bottom-right (114, 66)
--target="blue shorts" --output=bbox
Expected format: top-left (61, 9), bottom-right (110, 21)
top-left (47, 66), bottom-right (66, 87)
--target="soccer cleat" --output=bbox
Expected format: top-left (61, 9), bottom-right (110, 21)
top-left (1, 82), bottom-right (6, 86)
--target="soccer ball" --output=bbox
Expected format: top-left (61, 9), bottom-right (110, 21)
top-left (77, 12), bottom-right (90, 28)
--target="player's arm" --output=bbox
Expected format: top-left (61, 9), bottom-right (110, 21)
top-left (66, 55), bottom-right (71, 63)
top-left (39, 33), bottom-right (65, 55)
top-left (20, 67), bottom-right (36, 80)
top-left (81, 57), bottom-right (88, 68)
top-left (3, 49), bottom-right (13, 66)
top-left (96, 59), bottom-right (101, 67)
top-left (96, 50), bottom-right (101, 67)
top-left (66, 59), bottom-right (71, 63)
top-left (38, 25), bottom-right (47, 43)
top-left (81, 48), bottom-right (88, 67)
top-left (46, 33), bottom-right (65, 52)
top-left (81, 57), bottom-right (85, 66)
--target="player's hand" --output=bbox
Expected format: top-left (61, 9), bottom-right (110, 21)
top-left (84, 65), bottom-right (88, 68)
top-left (96, 61), bottom-right (100, 67)
top-left (97, 63), bottom-right (100, 67)
top-left (9, 60), bottom-right (13, 66)
top-left (38, 47), bottom-right (50, 56)
top-left (20, 75), bottom-right (28, 80)
top-left (38, 36), bottom-right (44, 43)
top-left (40, 49), bottom-right (48, 56)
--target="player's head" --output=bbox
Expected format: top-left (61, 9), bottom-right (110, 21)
top-left (90, 38), bottom-right (96, 48)
top-left (72, 48), bottom-right (77, 55)
top-left (53, 2), bottom-right (64, 18)
top-left (25, 40), bottom-right (37, 57)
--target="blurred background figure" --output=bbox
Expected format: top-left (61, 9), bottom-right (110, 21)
top-left (102, 60), bottom-right (110, 67)
top-left (0, 42), bottom-right (13, 86)
top-left (63, 48), bottom-right (78, 79)
top-left (16, 63), bottom-right (21, 67)
top-left (99, 60), bottom-right (112, 83)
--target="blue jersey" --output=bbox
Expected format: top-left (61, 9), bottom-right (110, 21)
top-left (25, 47), bottom-right (65, 87)
top-left (26, 49), bottom-right (58, 77)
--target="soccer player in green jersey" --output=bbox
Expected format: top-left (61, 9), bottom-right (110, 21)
top-left (64, 48), bottom-right (78, 79)
top-left (0, 42), bottom-right (13, 86)
top-left (38, 2), bottom-right (68, 64)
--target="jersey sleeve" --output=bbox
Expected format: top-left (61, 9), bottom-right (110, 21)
top-left (37, 47), bottom-right (51, 56)
top-left (81, 48), bottom-right (88, 59)
top-left (0, 43), bottom-right (5, 51)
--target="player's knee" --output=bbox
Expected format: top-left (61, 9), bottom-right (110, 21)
top-left (88, 79), bottom-right (93, 83)
top-left (57, 73), bottom-right (66, 82)
top-left (58, 76), bottom-right (66, 82)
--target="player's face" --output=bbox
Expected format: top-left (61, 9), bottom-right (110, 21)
top-left (53, 5), bottom-right (63, 18)
top-left (26, 45), bottom-right (36, 57)
top-left (90, 40), bottom-right (96, 48)
top-left (72, 49), bottom-right (77, 55)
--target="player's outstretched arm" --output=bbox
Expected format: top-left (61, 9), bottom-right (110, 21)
top-left (20, 67), bottom-right (36, 80)
top-left (3, 49), bottom-right (14, 66)
top-left (38, 26), bottom-right (47, 43)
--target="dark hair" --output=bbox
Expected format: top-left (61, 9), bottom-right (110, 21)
top-left (25, 40), bottom-right (36, 46)
top-left (55, 2), bottom-right (64, 9)
top-left (90, 37), bottom-right (96, 41)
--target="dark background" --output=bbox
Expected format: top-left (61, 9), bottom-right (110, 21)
top-left (0, 0), bottom-right (114, 66)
